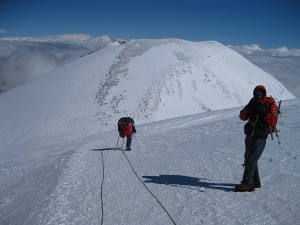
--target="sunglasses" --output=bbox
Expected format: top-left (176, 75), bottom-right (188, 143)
top-left (254, 88), bottom-right (265, 97)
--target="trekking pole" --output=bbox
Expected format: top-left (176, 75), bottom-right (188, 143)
top-left (121, 138), bottom-right (125, 149)
top-left (250, 114), bottom-right (259, 142)
top-left (116, 136), bottom-right (120, 149)
top-left (133, 134), bottom-right (139, 148)
top-left (270, 129), bottom-right (274, 140)
top-left (243, 113), bottom-right (259, 167)
top-left (276, 128), bottom-right (281, 145)
top-left (276, 100), bottom-right (282, 145)
top-left (270, 100), bottom-right (281, 144)
top-left (116, 135), bottom-right (125, 149)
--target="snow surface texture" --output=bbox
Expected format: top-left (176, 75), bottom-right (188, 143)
top-left (0, 39), bottom-right (298, 225)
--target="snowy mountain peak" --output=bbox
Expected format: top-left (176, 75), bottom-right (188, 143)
top-left (0, 38), bottom-right (295, 139)
top-left (94, 39), bottom-right (294, 126)
top-left (113, 39), bottom-right (128, 44)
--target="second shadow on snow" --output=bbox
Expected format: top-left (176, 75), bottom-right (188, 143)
top-left (143, 175), bottom-right (235, 192)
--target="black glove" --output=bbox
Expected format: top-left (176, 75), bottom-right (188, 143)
top-left (248, 98), bottom-right (258, 108)
top-left (258, 102), bottom-right (270, 117)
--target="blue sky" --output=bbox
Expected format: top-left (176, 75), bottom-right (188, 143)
top-left (1, 0), bottom-right (300, 48)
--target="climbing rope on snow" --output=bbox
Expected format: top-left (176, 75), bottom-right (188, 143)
top-left (121, 151), bottom-right (177, 225)
top-left (100, 150), bottom-right (105, 225)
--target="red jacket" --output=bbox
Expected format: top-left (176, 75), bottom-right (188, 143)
top-left (240, 87), bottom-right (278, 128)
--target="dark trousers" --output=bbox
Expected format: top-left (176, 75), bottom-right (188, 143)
top-left (242, 136), bottom-right (266, 185)
top-left (126, 135), bottom-right (132, 148)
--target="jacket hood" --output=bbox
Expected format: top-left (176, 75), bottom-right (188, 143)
top-left (253, 85), bottom-right (267, 103)
top-left (253, 85), bottom-right (266, 96)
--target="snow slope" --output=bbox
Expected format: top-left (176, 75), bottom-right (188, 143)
top-left (0, 38), bottom-right (298, 225)
top-left (1, 99), bottom-right (299, 225)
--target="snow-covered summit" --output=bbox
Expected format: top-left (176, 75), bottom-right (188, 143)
top-left (0, 39), bottom-right (294, 137)
top-left (113, 39), bottom-right (127, 44)
top-left (95, 38), bottom-right (294, 125)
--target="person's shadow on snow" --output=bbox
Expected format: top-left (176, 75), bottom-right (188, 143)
top-left (91, 148), bottom-right (123, 151)
top-left (143, 175), bottom-right (235, 192)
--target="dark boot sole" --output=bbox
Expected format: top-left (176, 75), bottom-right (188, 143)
top-left (234, 186), bottom-right (255, 192)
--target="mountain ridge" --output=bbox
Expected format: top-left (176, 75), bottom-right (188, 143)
top-left (93, 39), bottom-right (294, 126)
top-left (0, 38), bottom-right (294, 137)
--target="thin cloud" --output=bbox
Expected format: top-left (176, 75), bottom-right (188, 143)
top-left (0, 29), bottom-right (7, 34)
top-left (229, 44), bottom-right (300, 97)
top-left (1, 38), bottom-right (299, 97)
top-left (228, 44), bottom-right (300, 57)
top-left (0, 34), bottom-right (111, 93)
top-left (0, 34), bottom-right (111, 43)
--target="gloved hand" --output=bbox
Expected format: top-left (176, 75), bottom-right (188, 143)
top-left (258, 102), bottom-right (269, 117)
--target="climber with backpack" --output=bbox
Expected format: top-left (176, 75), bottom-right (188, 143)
top-left (235, 85), bottom-right (279, 192)
top-left (118, 117), bottom-right (136, 151)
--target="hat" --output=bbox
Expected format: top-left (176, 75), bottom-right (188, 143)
top-left (253, 85), bottom-right (266, 98)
